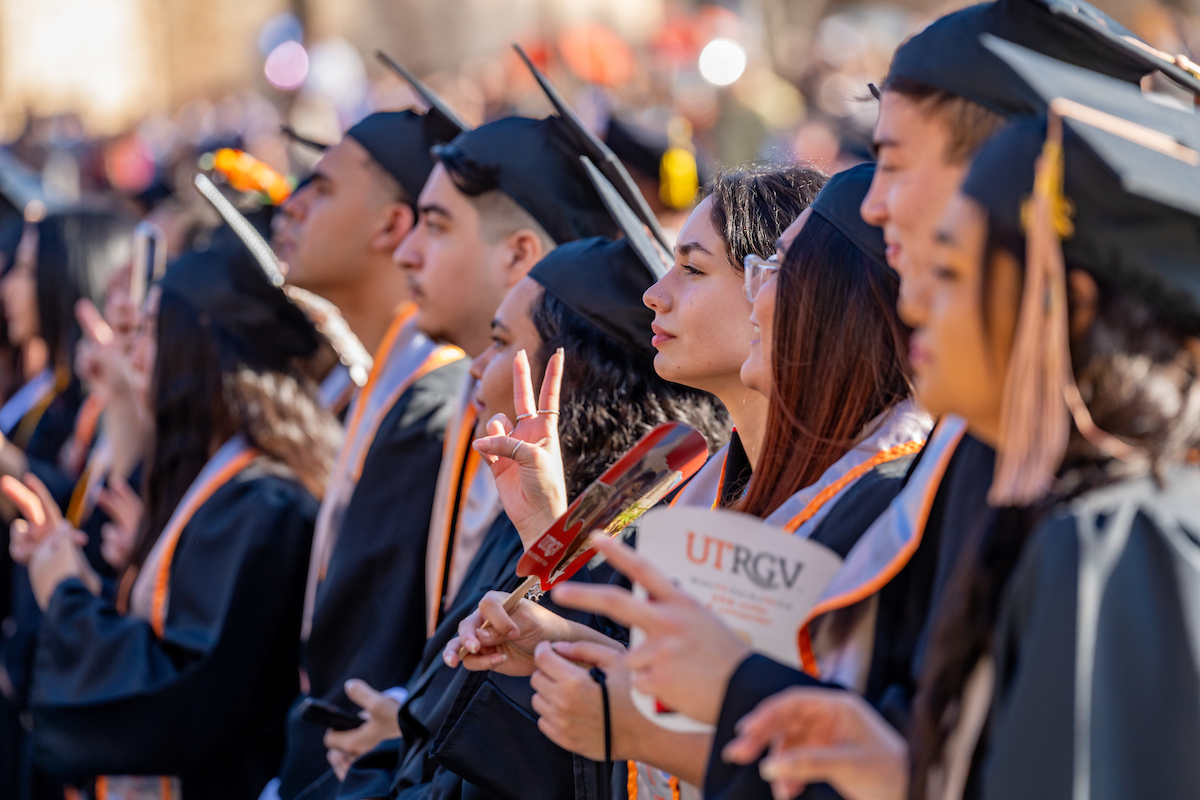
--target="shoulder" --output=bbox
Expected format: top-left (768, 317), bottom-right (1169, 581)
top-left (384, 357), bottom-right (470, 442)
top-left (813, 453), bottom-right (917, 556)
top-left (192, 461), bottom-right (320, 537)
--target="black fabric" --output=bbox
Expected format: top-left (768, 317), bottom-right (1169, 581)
top-left (0, 377), bottom-right (84, 800)
top-left (809, 164), bottom-right (890, 275)
top-left (278, 359), bottom-right (467, 800)
top-left (160, 236), bottom-right (319, 372)
top-left (435, 118), bottom-right (618, 246)
top-left (29, 464), bottom-right (318, 800)
top-left (720, 431), bottom-right (753, 508)
top-left (345, 111), bottom-right (463, 203)
top-left (705, 427), bottom-right (998, 800)
top-left (980, 467), bottom-right (1200, 800)
top-left (337, 514), bottom-right (524, 800)
top-left (529, 237), bottom-right (658, 359)
top-left (961, 62), bottom-right (1200, 331)
top-left (885, 0), bottom-right (1150, 116)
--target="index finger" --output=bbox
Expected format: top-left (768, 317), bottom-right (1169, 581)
top-left (512, 349), bottom-right (537, 419)
top-left (549, 581), bottom-right (665, 632)
top-left (1, 476), bottom-right (45, 526)
top-left (23, 473), bottom-right (63, 526)
top-left (75, 299), bottom-right (114, 346)
top-left (586, 535), bottom-right (683, 602)
top-left (538, 347), bottom-right (563, 415)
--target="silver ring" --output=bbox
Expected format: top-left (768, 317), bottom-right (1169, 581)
top-left (536, 409), bottom-right (559, 416)
top-left (515, 412), bottom-right (538, 422)
top-left (510, 441), bottom-right (524, 460)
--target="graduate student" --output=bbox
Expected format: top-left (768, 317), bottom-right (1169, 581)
top-left (273, 101), bottom-right (472, 800)
top-left (451, 164), bottom-right (933, 795)
top-left (723, 49), bottom-right (1200, 800)
top-left (2, 238), bottom-right (340, 799)
top-left (334, 185), bottom-right (726, 800)
top-left (649, 164), bottom-right (824, 512)
top-left (0, 209), bottom-right (134, 800)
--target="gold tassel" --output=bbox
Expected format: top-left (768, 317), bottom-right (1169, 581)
top-left (989, 113), bottom-right (1074, 506)
top-left (660, 117), bottom-right (699, 210)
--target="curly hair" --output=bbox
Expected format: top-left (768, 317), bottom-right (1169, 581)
top-left (909, 234), bottom-right (1200, 796)
top-left (131, 288), bottom-right (340, 571)
top-left (530, 290), bottom-right (730, 500)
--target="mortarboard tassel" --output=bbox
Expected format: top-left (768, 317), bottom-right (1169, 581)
top-left (989, 112), bottom-right (1074, 506)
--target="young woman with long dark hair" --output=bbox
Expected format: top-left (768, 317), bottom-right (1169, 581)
top-left (718, 72), bottom-right (1200, 800)
top-left (4, 241), bottom-right (340, 800)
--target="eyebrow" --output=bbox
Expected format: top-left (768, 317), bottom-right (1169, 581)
top-left (418, 203), bottom-right (452, 219)
top-left (676, 241), bottom-right (713, 258)
top-left (490, 317), bottom-right (511, 335)
top-left (870, 137), bottom-right (898, 158)
top-left (935, 229), bottom-right (956, 245)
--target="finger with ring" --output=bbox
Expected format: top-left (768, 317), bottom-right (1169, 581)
top-left (511, 441), bottom-right (524, 460)
top-left (515, 412), bottom-right (538, 422)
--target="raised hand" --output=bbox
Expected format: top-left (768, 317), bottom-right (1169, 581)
top-left (472, 348), bottom-right (569, 546)
top-left (97, 476), bottom-right (144, 570)
top-left (3, 473), bottom-right (95, 607)
top-left (75, 298), bottom-right (137, 404)
top-left (550, 535), bottom-right (751, 726)
top-left (721, 687), bottom-right (908, 800)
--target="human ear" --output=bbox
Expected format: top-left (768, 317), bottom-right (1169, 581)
top-left (1066, 269), bottom-right (1099, 344)
top-left (502, 229), bottom-right (548, 288)
top-left (371, 203), bottom-right (416, 254)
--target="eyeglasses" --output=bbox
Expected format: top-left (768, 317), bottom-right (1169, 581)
top-left (743, 254), bottom-right (779, 302)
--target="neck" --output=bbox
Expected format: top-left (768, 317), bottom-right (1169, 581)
top-left (324, 258), bottom-right (411, 356)
top-left (712, 381), bottom-right (768, 470)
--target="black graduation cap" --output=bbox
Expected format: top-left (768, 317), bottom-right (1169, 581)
top-left (434, 116), bottom-right (618, 245)
top-left (809, 163), bottom-right (891, 276)
top-left (885, 0), bottom-right (1154, 117)
top-left (159, 241), bottom-right (320, 373)
top-left (962, 41), bottom-right (1200, 330)
top-left (513, 44), bottom-right (673, 253)
top-left (345, 110), bottom-right (464, 203)
top-left (527, 157), bottom-right (669, 359)
top-left (281, 125), bottom-right (328, 152)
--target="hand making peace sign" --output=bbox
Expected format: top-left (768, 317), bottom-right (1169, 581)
top-left (472, 347), bottom-right (569, 545)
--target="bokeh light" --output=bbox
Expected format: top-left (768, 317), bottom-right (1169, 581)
top-left (697, 38), bottom-right (746, 87)
top-left (264, 41), bottom-right (309, 91)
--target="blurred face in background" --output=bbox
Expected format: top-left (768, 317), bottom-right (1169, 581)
top-left (908, 193), bottom-right (1019, 444)
top-left (861, 91), bottom-right (969, 329)
top-left (741, 209), bottom-right (810, 395)
top-left (643, 197), bottom-right (756, 400)
top-left (2, 225), bottom-right (40, 347)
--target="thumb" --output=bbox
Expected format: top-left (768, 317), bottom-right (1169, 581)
top-left (550, 640), bottom-right (623, 670)
top-left (344, 678), bottom-right (383, 710)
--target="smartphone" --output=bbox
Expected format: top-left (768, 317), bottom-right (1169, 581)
top-left (297, 697), bottom-right (364, 731)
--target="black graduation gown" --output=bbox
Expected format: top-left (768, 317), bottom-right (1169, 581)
top-left (29, 464), bottom-right (318, 800)
top-left (280, 359), bottom-right (467, 800)
top-left (975, 466), bottom-right (1200, 800)
top-left (337, 512), bottom-right (524, 800)
top-left (704, 432), bottom-right (998, 800)
top-left (1, 376), bottom-right (85, 800)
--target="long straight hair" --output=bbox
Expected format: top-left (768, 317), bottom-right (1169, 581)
top-left (740, 215), bottom-right (912, 519)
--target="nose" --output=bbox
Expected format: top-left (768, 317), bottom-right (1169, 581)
top-left (643, 274), bottom-right (671, 312)
top-left (394, 226), bottom-right (423, 271)
top-left (860, 173), bottom-right (889, 227)
top-left (469, 344), bottom-right (493, 381)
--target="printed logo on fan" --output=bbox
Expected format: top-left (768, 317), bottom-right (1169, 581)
top-left (684, 531), bottom-right (805, 590)
top-left (536, 537), bottom-right (564, 559)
